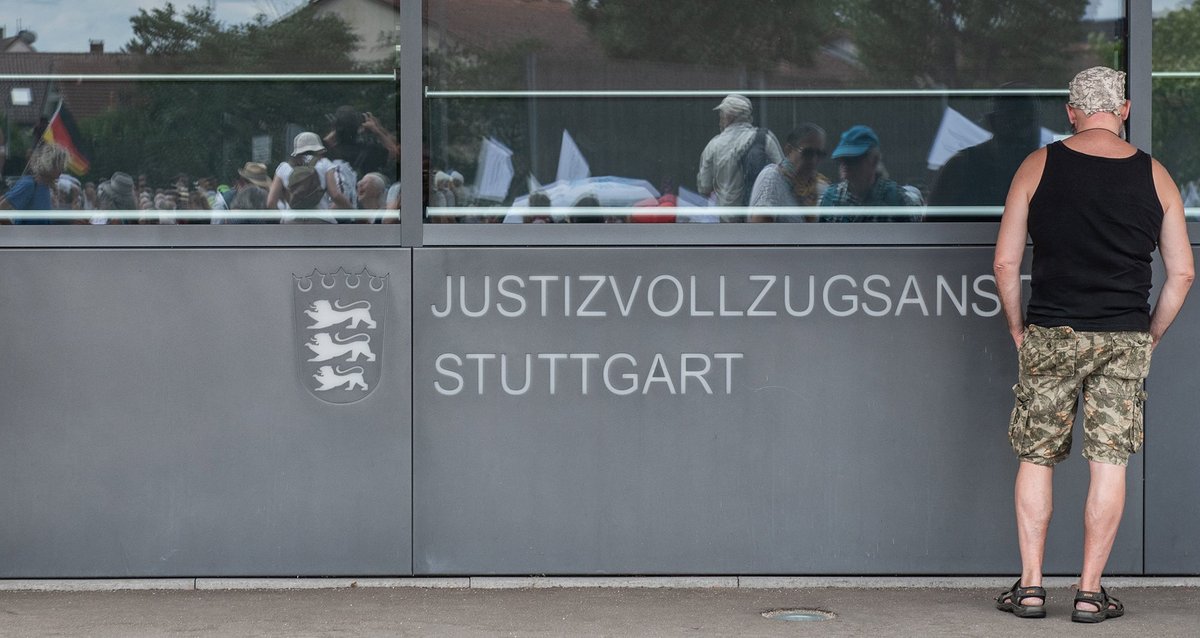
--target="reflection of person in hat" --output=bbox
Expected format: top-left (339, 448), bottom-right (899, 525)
top-left (210, 162), bottom-right (272, 223)
top-left (819, 125), bottom-right (919, 219)
top-left (992, 66), bottom-right (1193, 623)
top-left (266, 131), bottom-right (352, 218)
top-left (697, 94), bottom-right (783, 215)
top-left (55, 174), bottom-right (84, 214)
top-left (931, 91), bottom-right (1043, 208)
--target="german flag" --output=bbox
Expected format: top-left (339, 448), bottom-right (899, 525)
top-left (41, 101), bottom-right (90, 175)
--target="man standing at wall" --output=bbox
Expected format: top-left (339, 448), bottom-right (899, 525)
top-left (993, 67), bottom-right (1193, 623)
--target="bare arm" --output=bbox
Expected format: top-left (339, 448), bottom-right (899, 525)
top-left (994, 148), bottom-right (1046, 348)
top-left (1149, 159), bottom-right (1195, 348)
top-left (266, 174), bottom-right (286, 210)
top-left (362, 112), bottom-right (400, 161)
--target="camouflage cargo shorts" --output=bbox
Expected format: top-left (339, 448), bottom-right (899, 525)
top-left (1009, 324), bottom-right (1152, 467)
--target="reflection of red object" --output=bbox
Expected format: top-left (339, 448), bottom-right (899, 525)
top-left (631, 194), bottom-right (676, 223)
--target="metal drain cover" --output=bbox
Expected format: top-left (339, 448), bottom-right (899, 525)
top-left (762, 609), bottom-right (836, 622)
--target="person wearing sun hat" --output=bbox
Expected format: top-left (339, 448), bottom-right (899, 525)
top-left (818, 124), bottom-right (919, 220)
top-left (266, 131), bottom-right (350, 221)
top-left (210, 162), bottom-right (272, 223)
top-left (237, 162), bottom-right (272, 189)
top-left (696, 93), bottom-right (783, 215)
top-left (993, 66), bottom-right (1193, 623)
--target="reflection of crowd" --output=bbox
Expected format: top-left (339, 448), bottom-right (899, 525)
top-left (429, 93), bottom-right (947, 223)
top-left (0, 105), bottom-right (399, 224)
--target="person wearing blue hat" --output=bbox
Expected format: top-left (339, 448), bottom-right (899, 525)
top-left (819, 124), bottom-right (920, 220)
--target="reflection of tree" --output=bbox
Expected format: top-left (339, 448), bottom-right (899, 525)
top-left (574, 0), bottom-right (837, 69)
top-left (839, 0), bottom-right (1087, 87)
top-left (1153, 3), bottom-right (1200, 182)
top-left (80, 3), bottom-right (394, 183)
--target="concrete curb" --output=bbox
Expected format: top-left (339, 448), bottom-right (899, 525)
top-left (470, 577), bottom-right (739, 589)
top-left (0, 579), bottom-right (196, 592)
top-left (195, 578), bottom-right (470, 590)
top-left (2, 576), bottom-right (1198, 592)
top-left (737, 576), bottom-right (1200, 589)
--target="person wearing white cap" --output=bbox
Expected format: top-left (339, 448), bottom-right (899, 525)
top-left (993, 66), bottom-right (1193, 623)
top-left (696, 94), bottom-right (783, 215)
top-left (449, 170), bottom-right (472, 208)
top-left (266, 131), bottom-right (353, 222)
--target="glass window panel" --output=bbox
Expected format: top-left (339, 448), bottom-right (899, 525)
top-left (0, 1), bottom-right (400, 224)
top-left (424, 0), bottom-right (1125, 223)
top-left (1152, 0), bottom-right (1200, 220)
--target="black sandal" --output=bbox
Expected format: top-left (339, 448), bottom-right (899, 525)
top-left (995, 579), bottom-right (1047, 618)
top-left (1072, 586), bottom-right (1124, 623)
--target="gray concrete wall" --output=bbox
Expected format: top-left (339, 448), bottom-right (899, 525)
top-left (0, 248), bottom-right (412, 577)
top-left (0, 241), bottom-right (1196, 576)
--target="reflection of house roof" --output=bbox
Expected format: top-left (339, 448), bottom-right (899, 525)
top-left (285, 0), bottom-right (402, 63)
top-left (426, 0), bottom-right (865, 89)
top-left (0, 52), bottom-right (136, 124)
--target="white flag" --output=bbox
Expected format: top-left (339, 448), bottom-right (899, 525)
top-left (1183, 181), bottom-right (1200, 208)
top-left (927, 107), bottom-right (994, 170)
top-left (675, 186), bottom-right (719, 223)
top-left (556, 129), bottom-right (591, 183)
top-left (473, 137), bottom-right (514, 202)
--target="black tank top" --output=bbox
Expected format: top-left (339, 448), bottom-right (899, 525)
top-left (1025, 140), bottom-right (1163, 332)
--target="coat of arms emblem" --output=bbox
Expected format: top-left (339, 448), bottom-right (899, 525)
top-left (293, 268), bottom-right (389, 403)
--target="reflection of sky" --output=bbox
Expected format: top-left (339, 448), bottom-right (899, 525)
top-left (1, 0), bottom-right (306, 52)
top-left (1090, 0), bottom-right (1191, 17)
top-left (3, 0), bottom-right (1195, 52)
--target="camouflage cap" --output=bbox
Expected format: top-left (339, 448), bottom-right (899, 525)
top-left (1068, 66), bottom-right (1126, 117)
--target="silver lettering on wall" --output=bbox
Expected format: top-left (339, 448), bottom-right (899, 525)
top-left (433, 352), bottom-right (743, 396)
top-left (294, 268), bottom-right (389, 404)
top-left (430, 274), bottom-right (1002, 319)
top-left (429, 271), bottom-right (1000, 398)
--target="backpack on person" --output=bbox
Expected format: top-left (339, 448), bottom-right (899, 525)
top-left (739, 127), bottom-right (770, 207)
top-left (287, 166), bottom-right (324, 210)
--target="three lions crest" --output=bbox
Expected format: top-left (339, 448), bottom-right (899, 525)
top-left (293, 268), bottom-right (388, 403)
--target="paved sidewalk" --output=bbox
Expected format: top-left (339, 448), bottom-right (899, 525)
top-left (1, 585), bottom-right (1198, 637)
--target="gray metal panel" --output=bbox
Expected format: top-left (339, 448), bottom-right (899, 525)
top-left (0, 224), bottom-right (408, 249)
top-left (421, 223), bottom-right (1200, 248)
top-left (399, 0), bottom-right (424, 239)
top-left (1143, 246), bottom-right (1200, 575)
top-left (412, 247), bottom-right (1143, 575)
top-left (0, 249), bottom-right (412, 577)
top-left (422, 222), bottom-right (1005, 246)
top-left (1128, 0), bottom-right (1152, 153)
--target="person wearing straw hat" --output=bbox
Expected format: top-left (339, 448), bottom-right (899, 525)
top-left (214, 161), bottom-right (272, 224)
top-left (993, 66), bottom-right (1193, 623)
